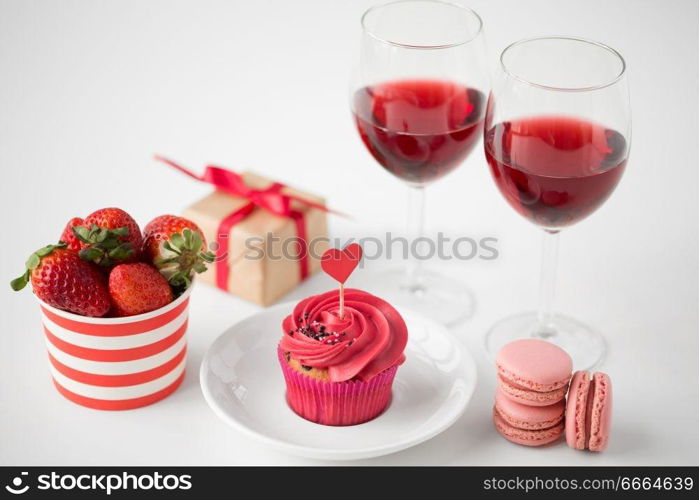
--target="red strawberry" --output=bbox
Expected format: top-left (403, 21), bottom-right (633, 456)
top-left (108, 263), bottom-right (174, 317)
top-left (11, 243), bottom-right (111, 317)
top-left (59, 217), bottom-right (86, 251)
top-left (73, 207), bottom-right (143, 267)
top-left (142, 215), bottom-right (214, 288)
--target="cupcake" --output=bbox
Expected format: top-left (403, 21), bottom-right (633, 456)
top-left (278, 288), bottom-right (408, 426)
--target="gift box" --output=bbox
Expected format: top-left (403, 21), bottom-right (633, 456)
top-left (163, 158), bottom-right (329, 306)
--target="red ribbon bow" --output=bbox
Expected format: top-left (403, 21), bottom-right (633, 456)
top-left (155, 155), bottom-right (331, 291)
top-left (155, 155), bottom-right (331, 217)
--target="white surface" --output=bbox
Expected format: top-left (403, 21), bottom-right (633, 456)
top-left (0, 0), bottom-right (697, 465)
top-left (200, 303), bottom-right (476, 460)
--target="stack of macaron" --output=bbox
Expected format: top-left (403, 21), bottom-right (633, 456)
top-left (493, 339), bottom-right (572, 447)
top-left (493, 338), bottom-right (613, 452)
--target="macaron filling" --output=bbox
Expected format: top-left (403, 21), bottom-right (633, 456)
top-left (585, 374), bottom-right (596, 450)
top-left (497, 363), bottom-right (570, 392)
top-left (587, 373), bottom-right (610, 451)
top-left (495, 405), bottom-right (564, 431)
top-left (498, 375), bottom-right (568, 405)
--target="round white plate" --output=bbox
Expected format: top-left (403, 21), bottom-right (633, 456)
top-left (200, 302), bottom-right (477, 460)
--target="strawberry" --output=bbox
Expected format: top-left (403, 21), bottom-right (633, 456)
top-left (11, 243), bottom-right (111, 317)
top-left (142, 215), bottom-right (214, 288)
top-left (72, 207), bottom-right (143, 267)
top-left (108, 263), bottom-right (174, 316)
top-left (59, 217), bottom-right (86, 251)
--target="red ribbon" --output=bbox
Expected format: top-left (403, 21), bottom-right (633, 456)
top-left (155, 155), bottom-right (330, 291)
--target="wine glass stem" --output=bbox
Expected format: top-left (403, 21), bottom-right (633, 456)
top-left (404, 185), bottom-right (426, 293)
top-left (536, 229), bottom-right (560, 338)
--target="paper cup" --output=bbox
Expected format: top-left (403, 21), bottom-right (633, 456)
top-left (36, 286), bottom-right (192, 410)
top-left (278, 347), bottom-right (398, 426)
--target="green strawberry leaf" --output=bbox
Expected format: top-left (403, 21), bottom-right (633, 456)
top-left (200, 251), bottom-right (215, 263)
top-left (10, 270), bottom-right (30, 291)
top-left (190, 231), bottom-right (202, 252)
top-left (170, 232), bottom-right (185, 251)
top-left (79, 247), bottom-right (103, 262)
top-left (25, 254), bottom-right (41, 270)
top-left (95, 228), bottom-right (109, 243)
top-left (162, 241), bottom-right (180, 255)
top-left (72, 226), bottom-right (92, 243)
top-left (35, 245), bottom-right (55, 257)
top-left (74, 226), bottom-right (133, 267)
top-left (182, 229), bottom-right (194, 250)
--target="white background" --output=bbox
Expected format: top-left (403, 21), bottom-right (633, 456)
top-left (1, 0), bottom-right (698, 465)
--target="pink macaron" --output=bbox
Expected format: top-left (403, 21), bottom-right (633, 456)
top-left (565, 371), bottom-right (613, 452)
top-left (493, 407), bottom-right (565, 447)
top-left (496, 339), bottom-right (573, 406)
top-left (493, 389), bottom-right (565, 447)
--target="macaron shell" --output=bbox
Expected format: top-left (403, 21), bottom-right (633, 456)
top-left (565, 370), bottom-right (591, 450)
top-left (495, 389), bottom-right (565, 430)
top-left (498, 375), bottom-right (568, 406)
top-left (588, 372), bottom-right (612, 452)
top-left (493, 407), bottom-right (564, 447)
top-left (496, 339), bottom-right (573, 392)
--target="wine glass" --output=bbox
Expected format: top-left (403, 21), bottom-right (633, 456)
top-left (350, 0), bottom-right (489, 325)
top-left (484, 37), bottom-right (631, 368)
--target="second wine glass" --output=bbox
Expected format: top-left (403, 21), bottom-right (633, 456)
top-left (483, 37), bottom-right (631, 368)
top-left (350, 0), bottom-right (489, 325)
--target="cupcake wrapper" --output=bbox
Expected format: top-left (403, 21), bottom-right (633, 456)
top-left (277, 347), bottom-right (398, 426)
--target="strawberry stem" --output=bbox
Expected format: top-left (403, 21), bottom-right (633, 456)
top-left (153, 228), bottom-right (215, 288)
top-left (73, 224), bottom-right (134, 267)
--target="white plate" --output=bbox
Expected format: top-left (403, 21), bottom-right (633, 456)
top-left (200, 302), bottom-right (477, 460)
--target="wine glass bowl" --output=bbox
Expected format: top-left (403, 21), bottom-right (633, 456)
top-left (485, 115), bottom-right (628, 229)
top-left (485, 37), bottom-right (630, 231)
top-left (353, 81), bottom-right (485, 186)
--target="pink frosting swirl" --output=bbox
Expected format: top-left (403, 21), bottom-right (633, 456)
top-left (280, 289), bottom-right (408, 383)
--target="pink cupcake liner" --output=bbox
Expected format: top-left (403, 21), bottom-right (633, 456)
top-left (277, 347), bottom-right (398, 426)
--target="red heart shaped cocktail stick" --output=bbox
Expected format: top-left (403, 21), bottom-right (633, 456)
top-left (320, 243), bottom-right (363, 319)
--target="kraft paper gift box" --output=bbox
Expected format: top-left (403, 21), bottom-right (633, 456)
top-left (182, 172), bottom-right (328, 306)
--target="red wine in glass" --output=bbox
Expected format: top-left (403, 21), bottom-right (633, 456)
top-left (353, 79), bottom-right (485, 185)
top-left (485, 116), bottom-right (627, 228)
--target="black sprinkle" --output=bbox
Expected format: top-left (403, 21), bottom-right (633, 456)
top-left (301, 365), bottom-right (312, 371)
top-left (284, 352), bottom-right (290, 362)
top-left (293, 323), bottom-right (353, 345)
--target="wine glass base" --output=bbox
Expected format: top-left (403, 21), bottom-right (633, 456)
top-left (360, 269), bottom-right (476, 326)
top-left (360, 267), bottom-right (476, 326)
top-left (484, 312), bottom-right (605, 370)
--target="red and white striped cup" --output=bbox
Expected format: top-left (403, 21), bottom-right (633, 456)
top-left (37, 286), bottom-right (191, 410)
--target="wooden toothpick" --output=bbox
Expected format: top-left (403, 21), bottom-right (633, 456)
top-left (339, 283), bottom-right (345, 319)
